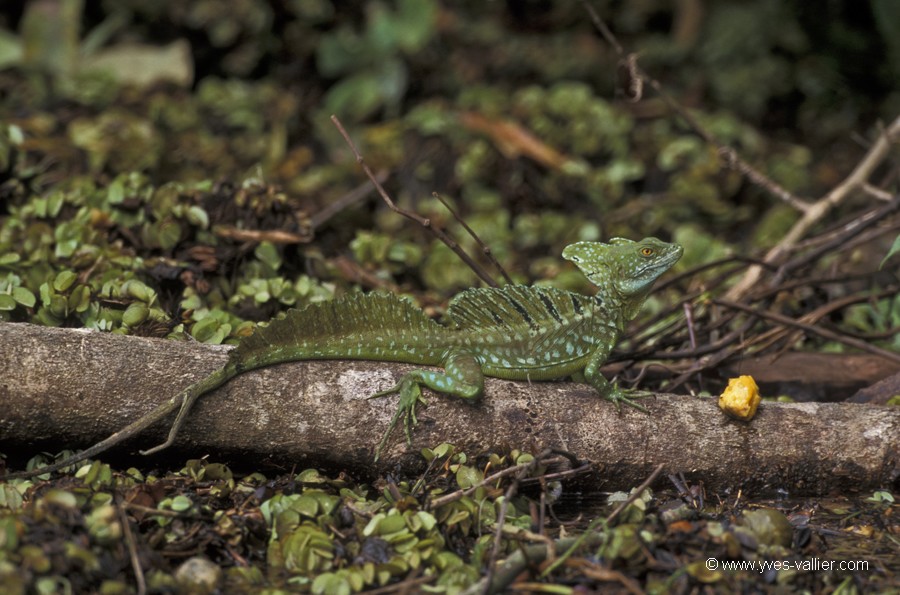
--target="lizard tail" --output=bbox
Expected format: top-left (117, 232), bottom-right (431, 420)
top-left (0, 365), bottom-right (237, 481)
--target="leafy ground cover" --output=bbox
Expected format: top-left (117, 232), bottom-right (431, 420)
top-left (2, 448), bottom-right (897, 593)
top-left (1, 1), bottom-right (898, 592)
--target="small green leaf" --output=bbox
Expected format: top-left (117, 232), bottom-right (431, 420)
top-left (169, 495), bottom-right (193, 512)
top-left (455, 465), bottom-right (484, 489)
top-left (55, 239), bottom-right (79, 259)
top-left (292, 495), bottom-right (320, 518)
top-left (373, 513), bottom-right (407, 536)
top-left (203, 463), bottom-right (232, 481)
top-left (43, 489), bottom-right (78, 508)
top-left (186, 205), bottom-right (209, 229)
top-left (68, 285), bottom-right (91, 313)
top-left (39, 282), bottom-right (53, 306)
top-left (157, 220), bottom-right (182, 250)
top-left (36, 307), bottom-right (62, 326)
top-left (122, 279), bottom-right (155, 303)
top-left (0, 294), bottom-right (16, 310)
top-left (191, 317), bottom-right (219, 343)
top-left (866, 490), bottom-right (895, 504)
top-left (312, 572), bottom-right (351, 595)
top-left (12, 287), bottom-right (36, 308)
top-left (255, 241), bottom-right (282, 271)
top-left (415, 511), bottom-right (437, 531)
top-left (49, 295), bottom-right (68, 317)
top-left (7, 124), bottom-right (24, 145)
top-left (879, 234), bottom-right (900, 270)
top-left (122, 302), bottom-right (149, 327)
top-left (107, 178), bottom-right (125, 204)
top-left (53, 270), bottom-right (77, 292)
top-left (47, 192), bottom-right (64, 217)
top-left (296, 469), bottom-right (328, 484)
top-left (0, 252), bottom-right (20, 266)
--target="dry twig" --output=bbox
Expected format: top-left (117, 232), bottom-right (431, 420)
top-left (330, 115), bottom-right (499, 287)
top-left (579, 1), bottom-right (900, 307)
top-left (725, 117), bottom-right (900, 300)
top-left (579, 0), bottom-right (810, 213)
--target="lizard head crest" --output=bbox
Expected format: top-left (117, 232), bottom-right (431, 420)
top-left (563, 237), bottom-right (683, 319)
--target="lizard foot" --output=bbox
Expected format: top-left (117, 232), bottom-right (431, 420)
top-left (370, 378), bottom-right (427, 461)
top-left (604, 386), bottom-right (652, 413)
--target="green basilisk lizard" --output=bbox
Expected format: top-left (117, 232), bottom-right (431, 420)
top-left (2, 237), bottom-right (682, 480)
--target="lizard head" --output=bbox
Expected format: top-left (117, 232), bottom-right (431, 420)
top-left (562, 237), bottom-right (683, 319)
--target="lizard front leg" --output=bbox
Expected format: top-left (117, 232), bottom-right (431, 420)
top-left (583, 344), bottom-right (650, 413)
top-left (370, 350), bottom-right (483, 460)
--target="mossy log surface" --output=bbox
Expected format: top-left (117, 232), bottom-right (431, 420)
top-left (1, 322), bottom-right (898, 494)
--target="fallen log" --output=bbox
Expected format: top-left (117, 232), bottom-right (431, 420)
top-left (720, 352), bottom-right (900, 402)
top-left (1, 322), bottom-right (898, 494)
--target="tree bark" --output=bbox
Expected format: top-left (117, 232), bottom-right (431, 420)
top-left (1, 322), bottom-right (897, 494)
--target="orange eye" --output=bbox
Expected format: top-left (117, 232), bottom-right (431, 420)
top-left (641, 248), bottom-right (654, 256)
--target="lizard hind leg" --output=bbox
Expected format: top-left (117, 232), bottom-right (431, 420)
top-left (370, 351), bottom-right (483, 461)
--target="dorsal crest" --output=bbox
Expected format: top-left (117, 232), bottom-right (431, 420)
top-left (446, 285), bottom-right (595, 332)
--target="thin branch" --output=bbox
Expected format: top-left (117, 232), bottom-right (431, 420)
top-left (118, 500), bottom-right (147, 595)
top-left (331, 115), bottom-right (499, 287)
top-left (713, 298), bottom-right (900, 365)
top-left (427, 455), bottom-right (582, 509)
top-left (579, 0), bottom-right (811, 213)
top-left (724, 116), bottom-right (900, 300)
top-left (464, 463), bottom-right (666, 595)
top-left (777, 195), bottom-right (900, 280)
top-left (734, 287), bottom-right (899, 355)
top-left (212, 226), bottom-right (311, 244)
top-left (308, 172), bottom-right (388, 229)
top-left (862, 183), bottom-right (895, 202)
top-left (607, 463), bottom-right (666, 524)
top-left (432, 192), bottom-right (514, 284)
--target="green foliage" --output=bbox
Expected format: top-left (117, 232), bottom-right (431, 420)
top-left (0, 168), bottom-right (338, 338)
top-left (880, 234), bottom-right (900, 270)
top-left (0, 4), bottom-right (897, 592)
top-left (2, 445), bottom-right (898, 592)
top-left (255, 447), bottom-right (536, 591)
top-left (316, 0), bottom-right (437, 121)
top-left (698, 1), bottom-right (806, 119)
top-left (842, 294), bottom-right (900, 351)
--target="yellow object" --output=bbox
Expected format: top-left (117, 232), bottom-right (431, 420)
top-left (718, 375), bottom-right (761, 420)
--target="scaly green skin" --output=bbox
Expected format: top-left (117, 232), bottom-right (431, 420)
top-left (2, 237), bottom-right (682, 479)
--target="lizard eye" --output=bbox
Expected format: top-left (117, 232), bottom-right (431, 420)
top-left (640, 247), bottom-right (654, 256)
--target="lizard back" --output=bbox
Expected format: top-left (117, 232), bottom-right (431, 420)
top-left (446, 285), bottom-right (619, 379)
top-left (231, 292), bottom-right (450, 368)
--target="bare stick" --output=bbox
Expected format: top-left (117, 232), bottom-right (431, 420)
top-left (579, 0), bottom-right (810, 213)
top-left (213, 226), bottom-right (310, 244)
top-left (776, 195), bottom-right (900, 280)
top-left (579, 2), bottom-right (900, 303)
top-left (118, 500), bottom-right (147, 595)
top-left (330, 115), bottom-right (499, 287)
top-left (466, 463), bottom-right (665, 594)
top-left (308, 172), bottom-right (389, 229)
top-left (480, 451), bottom-right (549, 595)
top-left (432, 192), bottom-right (514, 284)
top-left (713, 298), bottom-right (900, 365)
top-left (724, 116), bottom-right (900, 300)
top-left (862, 183), bottom-right (894, 202)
